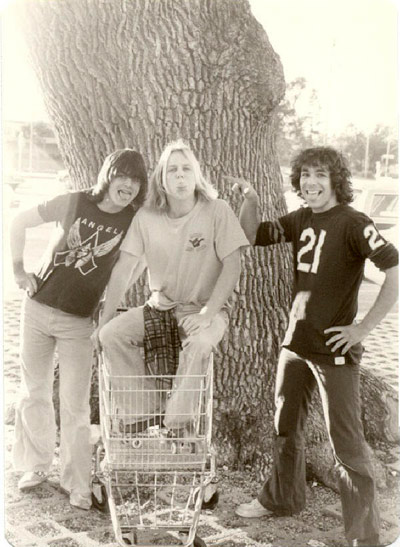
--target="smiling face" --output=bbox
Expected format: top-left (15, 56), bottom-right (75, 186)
top-left (299, 164), bottom-right (338, 213)
top-left (164, 151), bottom-right (197, 203)
top-left (107, 175), bottom-right (141, 210)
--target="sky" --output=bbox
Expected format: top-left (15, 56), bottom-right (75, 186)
top-left (0, 0), bottom-right (398, 135)
top-left (250, 0), bottom-right (399, 135)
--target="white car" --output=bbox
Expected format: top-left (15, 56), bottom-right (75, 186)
top-left (352, 177), bottom-right (398, 232)
top-left (351, 177), bottom-right (398, 284)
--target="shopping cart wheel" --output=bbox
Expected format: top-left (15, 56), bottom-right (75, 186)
top-left (195, 483), bottom-right (219, 510)
top-left (201, 489), bottom-right (219, 510)
top-left (122, 531), bottom-right (137, 544)
top-left (91, 481), bottom-right (108, 513)
top-left (179, 532), bottom-right (206, 547)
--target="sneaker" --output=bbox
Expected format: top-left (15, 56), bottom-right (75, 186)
top-left (70, 497), bottom-right (91, 511)
top-left (235, 498), bottom-right (272, 518)
top-left (18, 471), bottom-right (48, 491)
top-left (348, 537), bottom-right (380, 547)
top-left (60, 487), bottom-right (92, 511)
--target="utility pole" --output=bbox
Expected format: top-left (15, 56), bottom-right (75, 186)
top-left (363, 133), bottom-right (370, 178)
top-left (29, 121), bottom-right (34, 172)
top-left (384, 139), bottom-right (391, 177)
top-left (17, 130), bottom-right (24, 172)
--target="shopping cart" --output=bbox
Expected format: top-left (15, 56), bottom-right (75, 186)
top-left (93, 345), bottom-right (217, 547)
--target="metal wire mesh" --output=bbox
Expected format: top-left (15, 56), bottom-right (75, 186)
top-left (99, 355), bottom-right (213, 470)
top-left (96, 353), bottom-right (215, 546)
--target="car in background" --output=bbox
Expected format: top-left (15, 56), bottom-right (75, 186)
top-left (352, 177), bottom-right (398, 232)
top-left (351, 177), bottom-right (398, 285)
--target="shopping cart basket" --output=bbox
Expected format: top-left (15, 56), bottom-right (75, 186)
top-left (93, 349), bottom-right (217, 546)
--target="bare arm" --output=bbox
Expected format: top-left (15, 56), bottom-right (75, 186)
top-left (91, 250), bottom-right (143, 352)
top-left (179, 249), bottom-right (241, 336)
top-left (98, 251), bottom-right (142, 329)
top-left (325, 265), bottom-right (399, 354)
top-left (10, 206), bottom-right (46, 295)
top-left (225, 176), bottom-right (260, 244)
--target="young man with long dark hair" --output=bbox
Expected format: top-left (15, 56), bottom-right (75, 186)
top-left (12, 149), bottom-right (147, 510)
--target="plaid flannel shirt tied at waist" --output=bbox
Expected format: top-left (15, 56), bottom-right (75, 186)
top-left (143, 303), bottom-right (182, 377)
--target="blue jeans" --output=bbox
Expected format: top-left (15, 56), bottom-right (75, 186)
top-left (12, 296), bottom-right (94, 509)
top-left (259, 348), bottom-right (380, 543)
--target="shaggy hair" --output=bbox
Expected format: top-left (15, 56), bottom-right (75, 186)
top-left (290, 146), bottom-right (353, 204)
top-left (89, 148), bottom-right (148, 209)
top-left (145, 139), bottom-right (218, 211)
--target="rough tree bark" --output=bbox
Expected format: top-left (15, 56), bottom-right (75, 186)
top-left (18, 0), bottom-right (392, 485)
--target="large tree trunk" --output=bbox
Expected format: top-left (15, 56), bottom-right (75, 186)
top-left (18, 0), bottom-right (393, 484)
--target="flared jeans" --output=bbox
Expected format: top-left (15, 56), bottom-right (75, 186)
top-left (259, 348), bottom-right (380, 544)
top-left (12, 296), bottom-right (93, 509)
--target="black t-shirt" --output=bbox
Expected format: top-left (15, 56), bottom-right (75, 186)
top-left (255, 204), bottom-right (398, 365)
top-left (32, 192), bottom-right (135, 317)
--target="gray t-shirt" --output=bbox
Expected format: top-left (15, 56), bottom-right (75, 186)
top-left (121, 198), bottom-right (249, 310)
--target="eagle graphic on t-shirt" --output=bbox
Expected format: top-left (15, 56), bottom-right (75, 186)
top-left (53, 218), bottom-right (123, 275)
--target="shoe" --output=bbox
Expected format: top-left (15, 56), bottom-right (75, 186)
top-left (235, 498), bottom-right (272, 518)
top-left (60, 486), bottom-right (92, 511)
top-left (18, 471), bottom-right (48, 491)
top-left (70, 499), bottom-right (91, 511)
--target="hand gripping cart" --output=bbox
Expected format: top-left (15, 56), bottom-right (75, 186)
top-left (92, 349), bottom-right (218, 546)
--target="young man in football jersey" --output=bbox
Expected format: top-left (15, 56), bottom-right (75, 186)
top-left (229, 147), bottom-right (398, 547)
top-left (11, 149), bottom-right (147, 510)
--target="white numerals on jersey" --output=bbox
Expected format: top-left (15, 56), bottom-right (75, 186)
top-left (363, 224), bottom-right (385, 251)
top-left (297, 228), bottom-right (327, 274)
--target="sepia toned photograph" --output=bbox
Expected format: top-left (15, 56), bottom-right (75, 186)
top-left (2, 1), bottom-right (399, 546)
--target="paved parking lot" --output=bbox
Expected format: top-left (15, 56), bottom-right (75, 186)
top-left (3, 177), bottom-right (399, 546)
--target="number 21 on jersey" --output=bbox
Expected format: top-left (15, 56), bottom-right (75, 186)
top-left (297, 228), bottom-right (326, 274)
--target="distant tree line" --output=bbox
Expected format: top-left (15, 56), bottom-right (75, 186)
top-left (275, 77), bottom-right (398, 179)
top-left (10, 81), bottom-right (398, 181)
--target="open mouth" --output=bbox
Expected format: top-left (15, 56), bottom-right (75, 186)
top-left (305, 190), bottom-right (322, 198)
top-left (118, 189), bottom-right (132, 200)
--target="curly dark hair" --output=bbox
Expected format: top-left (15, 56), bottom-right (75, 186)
top-left (88, 149), bottom-right (148, 209)
top-left (290, 146), bottom-right (353, 204)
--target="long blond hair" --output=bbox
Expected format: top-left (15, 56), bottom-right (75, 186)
top-left (145, 140), bottom-right (218, 211)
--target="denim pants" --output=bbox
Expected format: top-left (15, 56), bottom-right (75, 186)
top-left (259, 348), bottom-right (380, 543)
top-left (12, 296), bottom-right (94, 509)
top-left (99, 306), bottom-right (227, 429)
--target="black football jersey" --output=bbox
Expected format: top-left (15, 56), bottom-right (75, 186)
top-left (255, 204), bottom-right (398, 365)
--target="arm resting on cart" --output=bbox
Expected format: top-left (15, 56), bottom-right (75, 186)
top-left (91, 250), bottom-right (144, 352)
